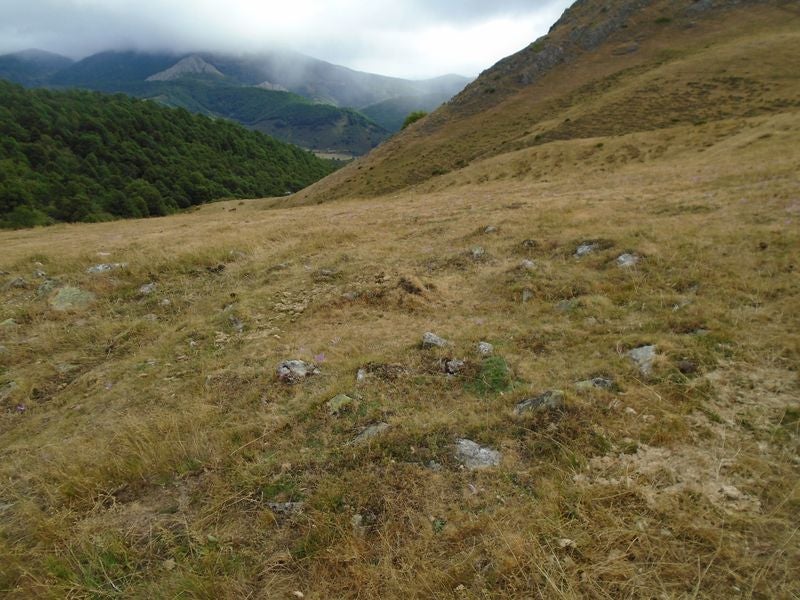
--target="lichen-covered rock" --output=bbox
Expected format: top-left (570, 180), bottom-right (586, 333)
top-left (352, 422), bottom-right (390, 445)
top-left (276, 360), bottom-right (320, 384)
top-left (87, 263), bottom-right (127, 274)
top-left (616, 253), bottom-right (640, 268)
top-left (515, 390), bottom-right (566, 414)
top-left (628, 345), bottom-right (657, 376)
top-left (455, 439), bottom-right (501, 470)
top-left (422, 332), bottom-right (450, 348)
top-left (327, 394), bottom-right (354, 416)
top-left (477, 342), bottom-right (494, 356)
top-left (575, 377), bottom-right (614, 391)
top-left (49, 286), bottom-right (95, 311)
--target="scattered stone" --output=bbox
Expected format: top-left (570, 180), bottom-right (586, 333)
top-left (616, 253), bottom-right (641, 268)
top-left (314, 268), bottom-right (339, 280)
top-left (575, 377), bottom-right (614, 391)
top-left (470, 246), bottom-right (486, 260)
top-left (0, 381), bottom-right (19, 401)
top-left (422, 332), bottom-right (450, 348)
top-left (521, 239), bottom-right (538, 249)
top-left (138, 282), bottom-right (157, 295)
top-left (160, 298), bottom-right (171, 307)
top-left (50, 286), bottom-right (95, 311)
top-left (86, 263), bottom-right (127, 274)
top-left (36, 279), bottom-right (58, 297)
top-left (692, 328), bottom-right (711, 337)
top-left (556, 299), bottom-right (580, 312)
top-left (574, 242), bottom-right (598, 258)
top-left (342, 291), bottom-right (361, 301)
top-left (276, 360), bottom-right (319, 384)
top-left (520, 259), bottom-right (536, 271)
top-left (5, 277), bottom-right (28, 289)
top-left (267, 501), bottom-right (305, 515)
top-left (477, 341), bottom-right (494, 356)
top-left (483, 226), bottom-right (497, 234)
top-left (352, 422), bottom-right (390, 445)
top-left (558, 538), bottom-right (577, 549)
top-left (33, 270), bottom-right (47, 278)
top-left (356, 368), bottom-right (368, 383)
top-left (229, 316), bottom-right (244, 333)
top-left (522, 288), bottom-right (534, 303)
top-left (327, 394), bottom-right (354, 416)
top-left (206, 264), bottom-right (225, 274)
top-left (142, 313), bottom-right (158, 322)
top-left (515, 390), bottom-right (566, 415)
top-left (455, 439), bottom-right (501, 470)
top-left (628, 345), bottom-right (657, 376)
top-left (427, 460), bottom-right (443, 471)
top-left (441, 358), bottom-right (465, 375)
top-left (677, 360), bottom-right (698, 375)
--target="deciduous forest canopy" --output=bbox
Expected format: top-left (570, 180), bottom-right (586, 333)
top-left (0, 81), bottom-right (335, 228)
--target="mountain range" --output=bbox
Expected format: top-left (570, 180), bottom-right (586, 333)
top-left (0, 48), bottom-right (471, 156)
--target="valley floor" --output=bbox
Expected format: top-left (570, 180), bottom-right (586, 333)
top-left (1, 111), bottom-right (798, 598)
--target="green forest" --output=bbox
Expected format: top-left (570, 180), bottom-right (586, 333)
top-left (0, 80), bottom-right (335, 228)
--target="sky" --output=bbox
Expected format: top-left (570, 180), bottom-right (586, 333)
top-left (0, 0), bottom-right (574, 79)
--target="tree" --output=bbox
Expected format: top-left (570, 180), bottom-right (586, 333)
top-left (401, 111), bottom-right (428, 130)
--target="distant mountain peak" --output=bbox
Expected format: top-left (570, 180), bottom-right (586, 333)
top-left (146, 55), bottom-right (223, 81)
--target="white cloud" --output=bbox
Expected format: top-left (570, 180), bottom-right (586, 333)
top-left (0, 0), bottom-right (574, 78)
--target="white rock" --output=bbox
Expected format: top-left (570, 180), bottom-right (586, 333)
top-left (455, 439), bottom-right (501, 470)
top-left (422, 332), bottom-right (450, 348)
top-left (628, 345), bottom-right (657, 376)
top-left (477, 341), bottom-right (494, 356)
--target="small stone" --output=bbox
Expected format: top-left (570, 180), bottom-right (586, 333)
top-left (515, 390), bottom-right (565, 414)
top-left (428, 460), bottom-right (443, 471)
top-left (574, 242), bottom-right (598, 257)
top-left (422, 332), bottom-right (450, 348)
top-left (558, 538), bottom-right (577, 549)
top-left (5, 277), bottom-right (28, 289)
top-left (441, 358), bottom-right (465, 375)
top-left (575, 377), bottom-right (614, 391)
top-left (160, 298), bottom-right (171, 306)
top-left (628, 345), bottom-right (657, 376)
top-left (0, 381), bottom-right (19, 401)
top-left (142, 313), bottom-right (158, 322)
top-left (483, 226), bottom-right (497, 234)
top-left (292, 592), bottom-right (305, 599)
top-left (139, 282), bottom-right (157, 295)
top-left (50, 286), bottom-right (95, 311)
top-left (616, 253), bottom-right (640, 268)
top-left (267, 501), bottom-right (305, 515)
top-left (276, 360), bottom-right (319, 384)
top-left (356, 368), bottom-right (368, 383)
top-left (455, 438), bottom-right (501, 470)
top-left (327, 394), bottom-right (354, 416)
top-left (522, 288), bottom-right (534, 303)
top-left (477, 341), bottom-right (494, 356)
top-left (556, 299), bottom-right (580, 312)
top-left (520, 259), bottom-right (536, 271)
top-left (33, 270), bottom-right (47, 278)
top-left (677, 360), bottom-right (697, 375)
top-left (36, 279), bottom-right (58, 297)
top-left (521, 239), bottom-right (538, 249)
top-left (352, 422), bottom-right (390, 445)
top-left (86, 263), bottom-right (127, 274)
top-left (470, 246), bottom-right (486, 260)
top-left (229, 316), bottom-right (244, 333)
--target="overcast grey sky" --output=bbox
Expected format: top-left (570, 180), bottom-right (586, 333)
top-left (0, 0), bottom-right (574, 79)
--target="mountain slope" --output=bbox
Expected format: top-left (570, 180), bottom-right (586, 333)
top-left (289, 0), bottom-right (800, 204)
top-left (0, 49), bottom-right (74, 86)
top-left (0, 81), bottom-right (334, 227)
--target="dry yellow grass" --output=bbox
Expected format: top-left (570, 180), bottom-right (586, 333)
top-left (1, 99), bottom-right (798, 598)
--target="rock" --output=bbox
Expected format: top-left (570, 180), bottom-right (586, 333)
top-left (355, 368), bottom-right (368, 384)
top-left (36, 279), bottom-right (58, 297)
top-left (49, 286), bottom-right (95, 311)
top-left (477, 341), bottom-right (494, 356)
top-left (422, 332), bottom-right (450, 348)
top-left (160, 299), bottom-right (171, 306)
top-left (521, 239), bottom-right (538, 249)
top-left (276, 360), bottom-right (319, 384)
top-left (143, 313), bottom-right (158, 322)
top-left (427, 460), bottom-right (443, 471)
top-left (575, 377), bottom-right (614, 391)
top-left (483, 226), bottom-right (497, 234)
top-left (327, 394), bottom-right (354, 416)
top-left (558, 538), bottom-right (577, 549)
top-left (556, 299), bottom-right (580, 312)
top-left (520, 259), bottom-right (536, 271)
top-left (267, 501), bottom-right (305, 515)
top-left (574, 242), bottom-right (598, 258)
top-left (616, 253), bottom-right (640, 268)
top-left (0, 381), bottom-right (18, 401)
top-left (86, 263), bottom-right (127, 274)
top-left (229, 316), bottom-right (244, 333)
top-left (515, 390), bottom-right (566, 414)
top-left (352, 422), bottom-right (390, 445)
top-left (138, 282), bottom-right (157, 295)
top-left (677, 360), bottom-right (698, 375)
top-left (441, 358), bottom-right (465, 375)
top-left (470, 246), bottom-right (486, 260)
top-left (5, 277), bottom-right (28, 290)
top-left (628, 345), bottom-right (657, 376)
top-left (33, 270), bottom-right (47, 278)
top-left (522, 288), bottom-right (534, 303)
top-left (455, 439), bottom-right (501, 470)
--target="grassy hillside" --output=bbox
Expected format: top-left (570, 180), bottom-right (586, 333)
top-left (360, 93), bottom-right (452, 132)
top-left (289, 0), bottom-right (800, 204)
top-left (0, 81), bottom-right (334, 227)
top-left (0, 105), bottom-right (797, 598)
